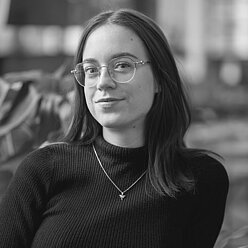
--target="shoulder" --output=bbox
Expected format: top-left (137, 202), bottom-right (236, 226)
top-left (16, 142), bottom-right (91, 177)
top-left (21, 143), bottom-right (68, 166)
top-left (188, 154), bottom-right (229, 193)
top-left (191, 155), bottom-right (228, 181)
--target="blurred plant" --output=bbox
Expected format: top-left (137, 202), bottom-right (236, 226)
top-left (0, 61), bottom-right (73, 159)
top-left (3, 58), bottom-right (74, 95)
top-left (0, 62), bottom-right (74, 201)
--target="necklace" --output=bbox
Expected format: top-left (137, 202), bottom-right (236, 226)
top-left (92, 144), bottom-right (146, 200)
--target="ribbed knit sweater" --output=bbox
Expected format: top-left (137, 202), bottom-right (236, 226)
top-left (0, 136), bottom-right (229, 248)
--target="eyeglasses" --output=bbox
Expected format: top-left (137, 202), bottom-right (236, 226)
top-left (71, 56), bottom-right (150, 87)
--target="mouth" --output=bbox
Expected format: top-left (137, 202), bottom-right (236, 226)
top-left (95, 98), bottom-right (123, 103)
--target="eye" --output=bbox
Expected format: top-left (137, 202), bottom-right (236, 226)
top-left (113, 61), bottom-right (133, 73)
top-left (83, 65), bottom-right (99, 77)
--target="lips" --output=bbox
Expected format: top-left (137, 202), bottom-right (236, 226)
top-left (95, 98), bottom-right (123, 103)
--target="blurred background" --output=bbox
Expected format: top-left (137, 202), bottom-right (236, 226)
top-left (0, 0), bottom-right (248, 247)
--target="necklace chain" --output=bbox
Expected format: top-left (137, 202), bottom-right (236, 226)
top-left (92, 144), bottom-right (146, 200)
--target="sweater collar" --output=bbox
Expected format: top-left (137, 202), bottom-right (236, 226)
top-left (93, 135), bottom-right (148, 173)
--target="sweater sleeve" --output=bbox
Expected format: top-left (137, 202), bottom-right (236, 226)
top-left (184, 155), bottom-right (229, 248)
top-left (0, 147), bottom-right (53, 248)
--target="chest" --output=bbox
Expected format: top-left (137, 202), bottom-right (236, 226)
top-left (31, 173), bottom-right (195, 248)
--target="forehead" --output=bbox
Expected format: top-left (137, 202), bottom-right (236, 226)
top-left (83, 24), bottom-right (148, 61)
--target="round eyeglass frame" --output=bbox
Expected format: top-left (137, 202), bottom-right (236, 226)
top-left (71, 57), bottom-right (150, 87)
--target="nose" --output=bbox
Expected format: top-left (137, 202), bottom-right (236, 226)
top-left (96, 66), bottom-right (116, 90)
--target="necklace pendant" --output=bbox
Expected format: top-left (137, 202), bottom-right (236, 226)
top-left (119, 193), bottom-right (126, 200)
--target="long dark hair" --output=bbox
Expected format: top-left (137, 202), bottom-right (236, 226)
top-left (64, 9), bottom-right (207, 197)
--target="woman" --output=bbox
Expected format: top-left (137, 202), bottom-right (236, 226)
top-left (0, 9), bottom-right (229, 247)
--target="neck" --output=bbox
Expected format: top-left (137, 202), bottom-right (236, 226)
top-left (102, 127), bottom-right (145, 148)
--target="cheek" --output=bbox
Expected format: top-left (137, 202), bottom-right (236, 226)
top-left (133, 84), bottom-right (155, 112)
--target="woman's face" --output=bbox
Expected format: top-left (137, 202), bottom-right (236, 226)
top-left (83, 24), bottom-right (157, 136)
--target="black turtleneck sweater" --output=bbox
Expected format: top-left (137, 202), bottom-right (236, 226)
top-left (0, 136), bottom-right (228, 248)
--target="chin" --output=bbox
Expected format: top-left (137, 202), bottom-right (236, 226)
top-left (97, 114), bottom-right (125, 128)
top-left (100, 121), bottom-right (124, 129)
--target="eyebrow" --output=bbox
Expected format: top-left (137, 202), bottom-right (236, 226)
top-left (82, 52), bottom-right (139, 63)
